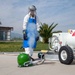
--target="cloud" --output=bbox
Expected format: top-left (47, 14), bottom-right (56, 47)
top-left (35, 0), bottom-right (75, 31)
top-left (0, 0), bottom-right (75, 34)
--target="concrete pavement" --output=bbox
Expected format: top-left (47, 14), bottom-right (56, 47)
top-left (0, 52), bottom-right (75, 75)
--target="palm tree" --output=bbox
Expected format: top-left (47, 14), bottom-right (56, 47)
top-left (39, 22), bottom-right (59, 43)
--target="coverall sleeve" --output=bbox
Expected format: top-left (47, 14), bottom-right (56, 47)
top-left (23, 14), bottom-right (29, 30)
top-left (36, 16), bottom-right (42, 31)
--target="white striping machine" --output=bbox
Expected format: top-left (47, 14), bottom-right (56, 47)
top-left (48, 29), bottom-right (75, 64)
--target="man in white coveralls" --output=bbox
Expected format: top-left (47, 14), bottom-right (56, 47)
top-left (23, 5), bottom-right (41, 60)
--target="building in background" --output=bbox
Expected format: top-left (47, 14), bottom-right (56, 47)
top-left (0, 26), bottom-right (13, 41)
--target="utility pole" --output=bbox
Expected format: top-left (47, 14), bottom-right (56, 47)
top-left (0, 21), bottom-right (2, 25)
top-left (0, 18), bottom-right (2, 25)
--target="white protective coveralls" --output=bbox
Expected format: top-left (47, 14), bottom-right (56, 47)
top-left (23, 12), bottom-right (41, 56)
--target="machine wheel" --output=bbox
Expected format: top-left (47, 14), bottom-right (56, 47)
top-left (59, 46), bottom-right (73, 65)
top-left (38, 52), bottom-right (45, 59)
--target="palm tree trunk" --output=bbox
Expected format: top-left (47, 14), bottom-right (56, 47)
top-left (43, 38), bottom-right (48, 43)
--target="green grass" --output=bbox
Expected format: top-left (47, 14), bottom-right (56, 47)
top-left (0, 41), bottom-right (48, 52)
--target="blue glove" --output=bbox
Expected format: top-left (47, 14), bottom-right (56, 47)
top-left (36, 36), bottom-right (39, 41)
top-left (36, 31), bottom-right (39, 41)
top-left (23, 30), bottom-right (28, 40)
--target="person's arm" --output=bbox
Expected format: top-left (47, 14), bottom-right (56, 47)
top-left (36, 16), bottom-right (42, 41)
top-left (23, 14), bottom-right (29, 40)
top-left (36, 16), bottom-right (42, 31)
top-left (23, 14), bottom-right (29, 30)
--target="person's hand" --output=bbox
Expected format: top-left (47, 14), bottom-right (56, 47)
top-left (23, 30), bottom-right (28, 40)
top-left (36, 36), bottom-right (39, 41)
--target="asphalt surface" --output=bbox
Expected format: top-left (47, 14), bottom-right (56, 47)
top-left (0, 52), bottom-right (75, 75)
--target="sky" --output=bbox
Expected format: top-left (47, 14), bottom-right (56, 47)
top-left (0, 0), bottom-right (75, 34)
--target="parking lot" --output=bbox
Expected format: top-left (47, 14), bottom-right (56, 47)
top-left (0, 52), bottom-right (75, 75)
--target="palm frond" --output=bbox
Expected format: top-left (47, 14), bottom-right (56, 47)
top-left (39, 23), bottom-right (59, 43)
top-left (50, 23), bottom-right (58, 32)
